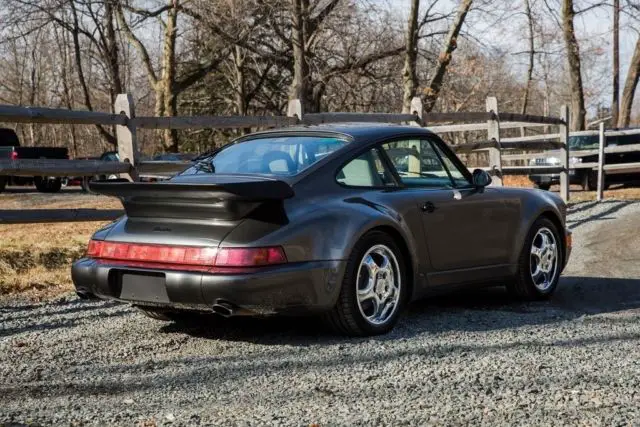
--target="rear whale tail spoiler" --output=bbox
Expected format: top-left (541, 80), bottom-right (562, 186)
top-left (88, 180), bottom-right (294, 220)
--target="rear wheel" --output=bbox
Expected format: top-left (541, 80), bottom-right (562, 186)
top-left (508, 217), bottom-right (563, 300)
top-left (323, 231), bottom-right (406, 336)
top-left (585, 170), bottom-right (609, 191)
top-left (0, 176), bottom-right (6, 193)
top-left (535, 183), bottom-right (551, 191)
top-left (34, 176), bottom-right (62, 193)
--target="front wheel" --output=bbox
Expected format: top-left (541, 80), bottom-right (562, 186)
top-left (508, 217), bottom-right (563, 300)
top-left (323, 231), bottom-right (406, 336)
top-left (534, 183), bottom-right (551, 191)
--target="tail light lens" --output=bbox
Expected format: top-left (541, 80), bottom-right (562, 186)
top-left (215, 247), bottom-right (287, 267)
top-left (10, 151), bottom-right (18, 160)
top-left (86, 240), bottom-right (287, 271)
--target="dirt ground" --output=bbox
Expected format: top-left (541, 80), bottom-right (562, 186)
top-left (0, 187), bottom-right (120, 299)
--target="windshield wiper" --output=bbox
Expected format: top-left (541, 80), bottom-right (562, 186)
top-left (193, 160), bottom-right (215, 174)
top-left (192, 146), bottom-right (225, 162)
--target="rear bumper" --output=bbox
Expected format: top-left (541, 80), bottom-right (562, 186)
top-left (71, 258), bottom-right (346, 315)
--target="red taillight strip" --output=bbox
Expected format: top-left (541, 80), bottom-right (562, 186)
top-left (87, 240), bottom-right (287, 269)
top-left (87, 240), bottom-right (217, 266)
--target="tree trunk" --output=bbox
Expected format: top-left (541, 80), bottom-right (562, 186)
top-left (521, 0), bottom-right (534, 116)
top-left (69, 0), bottom-right (116, 145)
top-left (612, 0), bottom-right (620, 126)
top-left (618, 36), bottom-right (640, 128)
top-left (162, 0), bottom-right (179, 152)
top-left (288, 0), bottom-right (315, 114)
top-left (402, 0), bottom-right (420, 114)
top-left (232, 45), bottom-right (251, 135)
top-left (561, 0), bottom-right (586, 131)
top-left (104, 0), bottom-right (123, 101)
top-left (423, 0), bottom-right (473, 113)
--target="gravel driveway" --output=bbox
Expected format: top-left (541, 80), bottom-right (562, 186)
top-left (2, 199), bottom-right (640, 426)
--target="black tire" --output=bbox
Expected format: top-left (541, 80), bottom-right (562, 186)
top-left (0, 176), bottom-right (6, 193)
top-left (81, 176), bottom-right (91, 193)
top-left (323, 230), bottom-right (407, 336)
top-left (508, 217), bottom-right (563, 300)
top-left (535, 183), bottom-right (551, 191)
top-left (34, 176), bottom-right (62, 193)
top-left (585, 171), bottom-right (609, 191)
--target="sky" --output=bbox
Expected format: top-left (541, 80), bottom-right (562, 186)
top-left (378, 0), bottom-right (637, 111)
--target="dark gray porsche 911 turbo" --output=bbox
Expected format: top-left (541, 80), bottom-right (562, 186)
top-left (72, 123), bottom-right (572, 336)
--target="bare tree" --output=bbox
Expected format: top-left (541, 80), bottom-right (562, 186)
top-left (612, 0), bottom-right (620, 125)
top-left (618, 36), bottom-right (640, 127)
top-left (521, 0), bottom-right (536, 116)
top-left (402, 0), bottom-right (420, 113)
top-left (561, 0), bottom-right (586, 130)
top-left (422, 0), bottom-right (473, 113)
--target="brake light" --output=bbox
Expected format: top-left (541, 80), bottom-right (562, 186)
top-left (215, 247), bottom-right (287, 267)
top-left (10, 151), bottom-right (18, 160)
top-left (86, 240), bottom-right (287, 270)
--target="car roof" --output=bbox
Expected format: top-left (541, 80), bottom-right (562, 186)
top-left (246, 123), bottom-right (438, 144)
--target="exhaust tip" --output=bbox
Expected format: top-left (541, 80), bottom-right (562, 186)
top-left (212, 301), bottom-right (234, 318)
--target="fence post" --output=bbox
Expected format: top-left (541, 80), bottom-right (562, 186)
top-left (114, 93), bottom-right (138, 181)
top-left (287, 99), bottom-right (303, 122)
top-left (486, 97), bottom-right (502, 186)
top-left (597, 122), bottom-right (606, 201)
top-left (410, 97), bottom-right (423, 126)
top-left (559, 105), bottom-right (570, 202)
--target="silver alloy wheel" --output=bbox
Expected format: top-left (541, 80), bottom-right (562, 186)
top-left (356, 244), bottom-right (401, 326)
top-left (530, 227), bottom-right (559, 292)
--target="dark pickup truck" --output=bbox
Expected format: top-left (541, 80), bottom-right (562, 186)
top-left (529, 129), bottom-right (640, 191)
top-left (0, 128), bottom-right (69, 193)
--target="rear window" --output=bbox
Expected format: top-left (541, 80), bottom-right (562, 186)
top-left (182, 136), bottom-right (349, 177)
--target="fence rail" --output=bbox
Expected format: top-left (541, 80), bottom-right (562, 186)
top-left (1, 93), bottom-right (639, 224)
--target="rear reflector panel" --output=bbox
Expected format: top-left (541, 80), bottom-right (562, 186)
top-left (86, 240), bottom-right (287, 271)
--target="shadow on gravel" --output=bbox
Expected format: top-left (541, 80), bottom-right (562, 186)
top-left (157, 275), bottom-right (640, 345)
top-left (0, 302), bottom-right (128, 337)
top-left (0, 301), bottom-right (119, 323)
top-left (567, 200), bottom-right (635, 229)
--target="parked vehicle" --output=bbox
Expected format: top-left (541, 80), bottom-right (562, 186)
top-left (152, 152), bottom-right (196, 161)
top-left (528, 129), bottom-right (640, 191)
top-left (73, 124), bottom-right (571, 336)
top-left (0, 128), bottom-right (69, 193)
top-left (77, 151), bottom-right (120, 192)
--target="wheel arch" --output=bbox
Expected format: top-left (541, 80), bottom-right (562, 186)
top-left (363, 225), bottom-right (416, 304)
top-left (537, 210), bottom-right (567, 265)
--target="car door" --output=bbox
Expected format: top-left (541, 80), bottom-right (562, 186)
top-left (380, 137), bottom-right (520, 275)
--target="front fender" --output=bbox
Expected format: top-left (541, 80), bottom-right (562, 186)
top-left (510, 190), bottom-right (567, 265)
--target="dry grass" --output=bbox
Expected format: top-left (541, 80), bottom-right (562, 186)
top-left (502, 175), bottom-right (640, 202)
top-left (0, 192), bottom-right (120, 301)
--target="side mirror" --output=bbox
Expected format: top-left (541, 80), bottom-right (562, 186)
top-left (472, 169), bottom-right (492, 188)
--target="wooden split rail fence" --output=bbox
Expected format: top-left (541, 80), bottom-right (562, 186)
top-left (0, 94), bottom-right (637, 224)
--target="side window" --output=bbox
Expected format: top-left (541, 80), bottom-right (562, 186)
top-left (431, 142), bottom-right (471, 187)
top-left (381, 140), bottom-right (453, 188)
top-left (337, 148), bottom-right (395, 187)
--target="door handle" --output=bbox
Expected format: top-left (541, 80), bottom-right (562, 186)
top-left (421, 201), bottom-right (437, 213)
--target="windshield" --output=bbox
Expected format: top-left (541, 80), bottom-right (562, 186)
top-left (568, 135), bottom-right (599, 150)
top-left (181, 135), bottom-right (349, 177)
